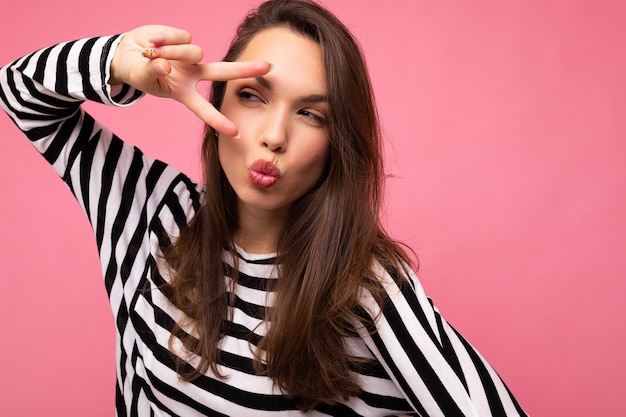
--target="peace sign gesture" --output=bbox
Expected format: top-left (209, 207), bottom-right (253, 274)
top-left (109, 25), bottom-right (270, 137)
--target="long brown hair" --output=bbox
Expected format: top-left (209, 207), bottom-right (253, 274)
top-left (163, 0), bottom-right (415, 410)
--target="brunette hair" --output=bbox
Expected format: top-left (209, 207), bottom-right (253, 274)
top-left (163, 0), bottom-right (415, 410)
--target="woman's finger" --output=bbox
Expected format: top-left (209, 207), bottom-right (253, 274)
top-left (142, 44), bottom-right (204, 63)
top-left (143, 59), bottom-right (171, 81)
top-left (198, 61), bottom-right (271, 82)
top-left (147, 27), bottom-right (192, 46)
top-left (182, 89), bottom-right (238, 136)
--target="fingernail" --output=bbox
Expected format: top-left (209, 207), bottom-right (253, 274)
top-left (142, 48), bottom-right (159, 59)
top-left (233, 131), bottom-right (241, 139)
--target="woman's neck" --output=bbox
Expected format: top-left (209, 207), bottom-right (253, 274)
top-left (234, 204), bottom-right (287, 254)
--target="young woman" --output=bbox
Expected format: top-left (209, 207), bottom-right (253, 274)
top-left (0, 0), bottom-right (528, 415)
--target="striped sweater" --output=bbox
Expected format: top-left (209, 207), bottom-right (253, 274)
top-left (0, 34), bottom-right (528, 417)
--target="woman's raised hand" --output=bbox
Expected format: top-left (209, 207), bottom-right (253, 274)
top-left (109, 25), bottom-right (270, 136)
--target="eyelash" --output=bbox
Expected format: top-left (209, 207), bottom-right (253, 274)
top-left (236, 90), bottom-right (262, 102)
top-left (236, 89), bottom-right (326, 126)
top-left (298, 109), bottom-right (326, 125)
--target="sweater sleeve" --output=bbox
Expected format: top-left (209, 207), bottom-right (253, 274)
top-left (0, 35), bottom-right (199, 295)
top-left (355, 263), bottom-right (528, 417)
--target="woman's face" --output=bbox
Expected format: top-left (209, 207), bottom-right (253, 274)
top-left (218, 27), bottom-right (330, 217)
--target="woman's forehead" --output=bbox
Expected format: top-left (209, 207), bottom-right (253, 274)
top-left (236, 27), bottom-right (327, 94)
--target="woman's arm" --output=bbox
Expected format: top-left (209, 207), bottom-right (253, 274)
top-left (356, 263), bottom-right (528, 417)
top-left (0, 26), bottom-right (271, 303)
top-left (0, 26), bottom-right (270, 238)
top-left (0, 34), bottom-right (181, 242)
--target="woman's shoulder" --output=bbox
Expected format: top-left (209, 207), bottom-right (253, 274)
top-left (370, 255), bottom-right (419, 294)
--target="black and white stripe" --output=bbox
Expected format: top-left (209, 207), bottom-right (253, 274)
top-left (0, 35), bottom-right (528, 417)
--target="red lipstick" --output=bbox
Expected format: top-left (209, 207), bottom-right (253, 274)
top-left (249, 160), bottom-right (281, 188)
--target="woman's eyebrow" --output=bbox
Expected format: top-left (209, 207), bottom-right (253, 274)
top-left (255, 75), bottom-right (272, 90)
top-left (255, 76), bottom-right (327, 103)
top-left (301, 94), bottom-right (327, 103)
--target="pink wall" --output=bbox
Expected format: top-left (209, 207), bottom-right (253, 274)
top-left (1, 1), bottom-right (625, 416)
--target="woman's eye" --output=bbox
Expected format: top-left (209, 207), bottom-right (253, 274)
top-left (236, 90), bottom-right (262, 102)
top-left (298, 109), bottom-right (326, 126)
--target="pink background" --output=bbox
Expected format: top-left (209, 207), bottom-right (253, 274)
top-left (1, 1), bottom-right (625, 416)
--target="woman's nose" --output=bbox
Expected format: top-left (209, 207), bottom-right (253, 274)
top-left (260, 109), bottom-right (288, 152)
